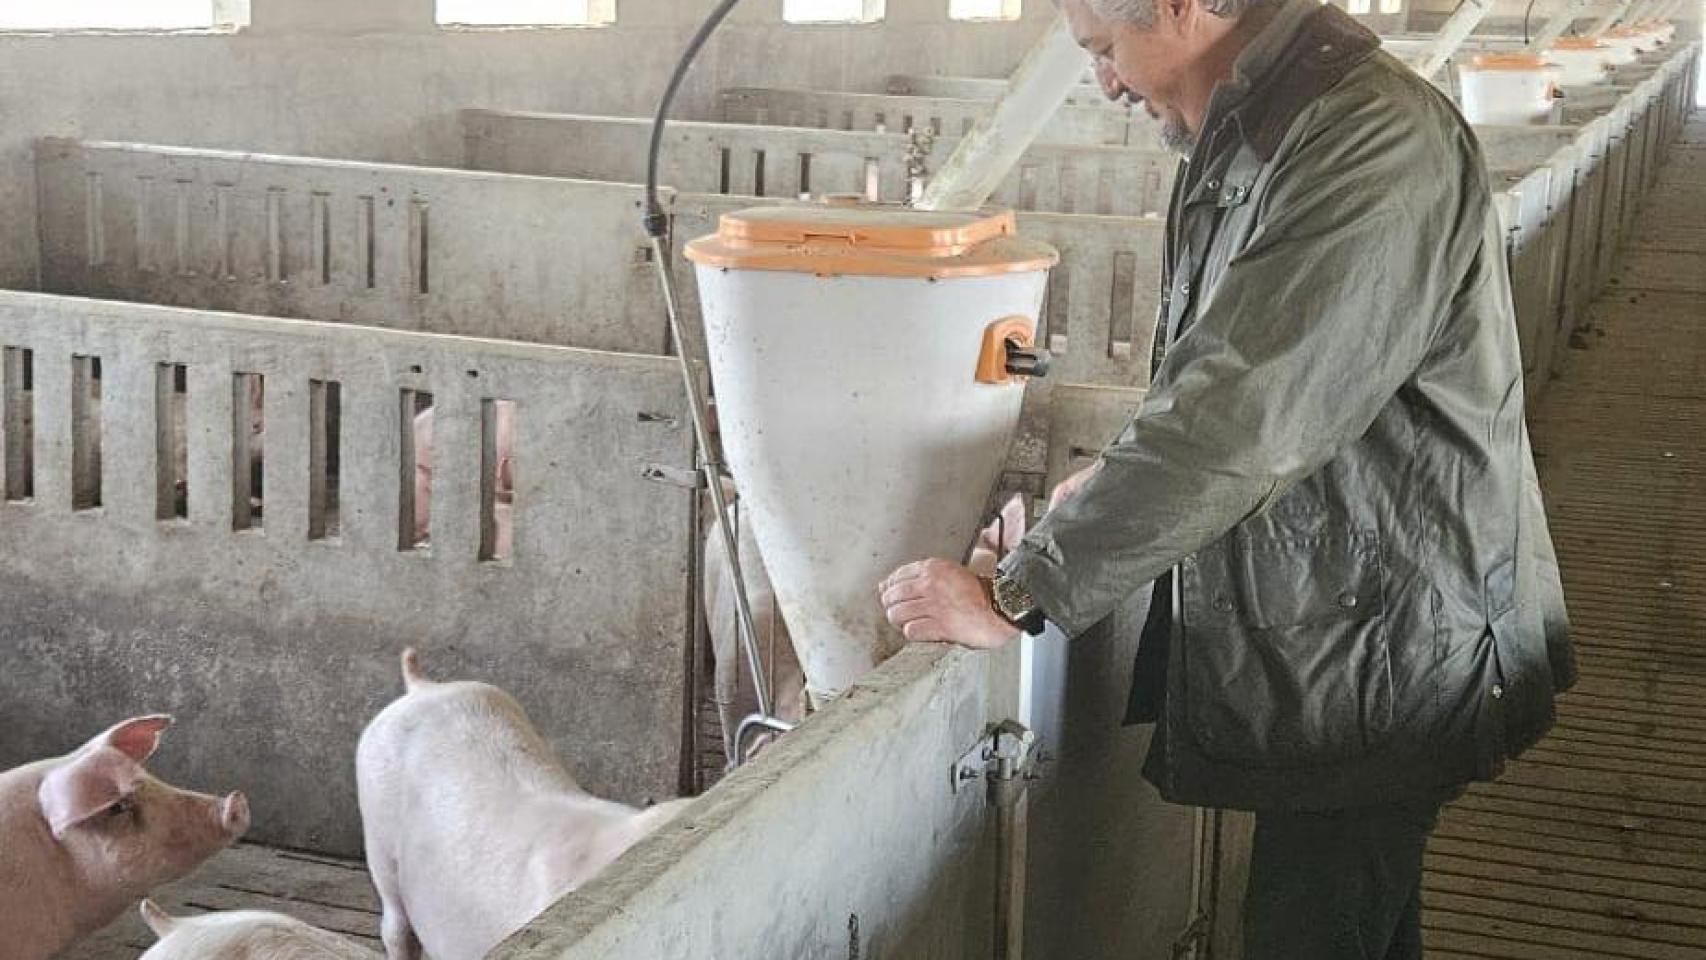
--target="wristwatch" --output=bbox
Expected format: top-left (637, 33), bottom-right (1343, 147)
top-left (991, 574), bottom-right (1048, 637)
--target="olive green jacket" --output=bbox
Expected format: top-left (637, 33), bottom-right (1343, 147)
top-left (1000, 0), bottom-right (1574, 811)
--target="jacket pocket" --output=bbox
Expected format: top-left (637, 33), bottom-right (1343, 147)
top-left (1183, 529), bottom-right (1394, 767)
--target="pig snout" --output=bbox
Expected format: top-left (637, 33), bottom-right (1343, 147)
top-left (220, 791), bottom-right (250, 838)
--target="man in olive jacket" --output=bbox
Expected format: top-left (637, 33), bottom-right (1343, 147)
top-left (879, 0), bottom-right (1575, 955)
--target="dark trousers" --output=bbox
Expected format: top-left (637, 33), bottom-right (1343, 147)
top-left (1242, 793), bottom-right (1451, 960)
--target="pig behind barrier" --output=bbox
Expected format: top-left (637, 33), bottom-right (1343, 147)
top-left (138, 900), bottom-right (380, 960)
top-left (0, 716), bottom-right (250, 960)
top-left (356, 650), bottom-right (692, 960)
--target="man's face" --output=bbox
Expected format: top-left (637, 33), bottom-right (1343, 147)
top-left (1065, 0), bottom-right (1198, 154)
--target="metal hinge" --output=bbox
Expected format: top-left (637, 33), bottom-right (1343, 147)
top-left (951, 719), bottom-right (1041, 797)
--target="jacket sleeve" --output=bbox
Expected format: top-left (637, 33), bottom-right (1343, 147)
top-left (1001, 109), bottom-right (1486, 637)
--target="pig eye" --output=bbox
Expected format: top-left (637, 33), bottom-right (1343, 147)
top-left (106, 796), bottom-right (137, 820)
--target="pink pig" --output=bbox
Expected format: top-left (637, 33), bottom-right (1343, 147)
top-left (138, 899), bottom-right (379, 960)
top-left (356, 651), bottom-right (691, 960)
top-left (410, 404), bottom-right (515, 558)
top-left (0, 716), bottom-right (250, 960)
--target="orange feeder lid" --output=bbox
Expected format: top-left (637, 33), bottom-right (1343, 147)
top-left (683, 198), bottom-right (1059, 279)
top-left (1466, 52), bottom-right (1559, 71)
top-left (1550, 37), bottom-right (1609, 50)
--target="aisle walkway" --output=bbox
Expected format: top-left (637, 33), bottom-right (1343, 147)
top-left (1422, 115), bottom-right (1706, 960)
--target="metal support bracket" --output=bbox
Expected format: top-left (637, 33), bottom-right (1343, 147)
top-left (952, 719), bottom-right (1041, 796)
top-left (640, 462), bottom-right (708, 489)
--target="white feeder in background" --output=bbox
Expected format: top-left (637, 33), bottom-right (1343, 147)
top-left (686, 200), bottom-right (1057, 702)
top-left (1546, 37), bottom-right (1617, 86)
top-left (1461, 53), bottom-right (1561, 126)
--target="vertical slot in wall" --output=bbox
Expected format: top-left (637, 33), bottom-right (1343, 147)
top-left (71, 354), bottom-right (101, 511)
top-left (400, 389), bottom-right (434, 551)
top-left (480, 399), bottom-right (516, 563)
top-left (309, 380), bottom-right (342, 541)
top-left (232, 373), bottom-right (265, 531)
top-left (2, 347), bottom-right (32, 502)
top-left (156, 363), bottom-right (188, 520)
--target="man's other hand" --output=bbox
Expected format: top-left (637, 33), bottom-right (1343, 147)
top-left (1049, 460), bottom-right (1103, 512)
top-left (879, 559), bottom-right (1020, 651)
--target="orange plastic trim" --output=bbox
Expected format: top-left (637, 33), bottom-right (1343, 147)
top-left (1466, 53), bottom-right (1559, 72)
top-left (975, 317), bottom-right (1036, 386)
top-left (1550, 37), bottom-right (1609, 51)
top-left (684, 203), bottom-right (1060, 279)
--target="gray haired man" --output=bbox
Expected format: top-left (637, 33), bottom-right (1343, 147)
top-left (880, 0), bottom-right (1574, 956)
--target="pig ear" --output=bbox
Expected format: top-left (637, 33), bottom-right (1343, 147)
top-left (140, 899), bottom-right (179, 937)
top-left (37, 750), bottom-right (134, 839)
top-left (94, 715), bottom-right (173, 763)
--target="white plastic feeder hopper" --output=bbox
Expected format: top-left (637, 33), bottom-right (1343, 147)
top-left (1545, 37), bottom-right (1616, 86)
top-left (685, 201), bottom-right (1057, 702)
top-left (1600, 26), bottom-right (1650, 65)
top-left (1460, 53), bottom-right (1561, 125)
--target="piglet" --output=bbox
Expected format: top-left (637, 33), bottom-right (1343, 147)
top-left (0, 716), bottom-right (250, 960)
top-left (138, 900), bottom-right (379, 960)
top-left (357, 650), bottom-right (692, 960)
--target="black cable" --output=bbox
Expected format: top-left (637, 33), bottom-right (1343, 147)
top-left (1523, 0), bottom-right (1540, 44)
top-left (645, 0), bottom-right (746, 239)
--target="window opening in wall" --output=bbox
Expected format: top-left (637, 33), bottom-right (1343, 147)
top-left (157, 363), bottom-right (189, 521)
top-left (480, 399), bottom-right (516, 563)
top-left (1378, 0), bottom-right (1401, 13)
top-left (71, 355), bottom-right (102, 511)
top-left (2, 347), bottom-right (32, 502)
top-left (233, 373), bottom-right (264, 531)
top-left (437, 0), bottom-right (615, 27)
top-left (950, 0), bottom-right (1021, 21)
top-left (402, 389), bottom-right (435, 552)
top-left (1346, 0), bottom-right (1372, 13)
top-left (309, 380), bottom-right (342, 541)
top-left (783, 0), bottom-right (885, 24)
top-left (0, 0), bottom-right (247, 31)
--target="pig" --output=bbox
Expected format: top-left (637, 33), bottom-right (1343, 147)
top-left (410, 403), bottom-right (515, 557)
top-left (0, 716), bottom-right (250, 960)
top-left (356, 650), bottom-right (693, 960)
top-left (138, 900), bottom-right (380, 960)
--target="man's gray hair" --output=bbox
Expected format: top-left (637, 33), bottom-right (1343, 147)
top-left (1086, 0), bottom-right (1269, 24)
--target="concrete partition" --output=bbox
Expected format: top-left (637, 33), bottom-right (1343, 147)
top-left (498, 642), bottom-right (1025, 960)
top-left (462, 109), bottom-right (1180, 218)
top-left (36, 140), bottom-right (674, 354)
top-left (886, 74), bottom-right (1115, 107)
top-left (720, 86), bottom-right (1142, 146)
top-left (0, 291), bottom-right (696, 855)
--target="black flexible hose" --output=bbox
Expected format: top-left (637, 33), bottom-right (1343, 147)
top-left (1523, 0), bottom-right (1541, 44)
top-left (644, 0), bottom-right (746, 238)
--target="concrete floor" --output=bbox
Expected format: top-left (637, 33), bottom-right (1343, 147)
top-left (1421, 114), bottom-right (1706, 960)
top-left (67, 845), bottom-right (380, 959)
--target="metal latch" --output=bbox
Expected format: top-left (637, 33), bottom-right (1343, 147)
top-left (952, 719), bottom-right (1040, 796)
top-left (639, 463), bottom-right (706, 489)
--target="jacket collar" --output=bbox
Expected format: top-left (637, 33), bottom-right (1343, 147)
top-left (1203, 0), bottom-right (1383, 162)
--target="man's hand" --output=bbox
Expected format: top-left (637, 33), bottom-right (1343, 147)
top-left (879, 559), bottom-right (1020, 651)
top-left (1048, 460), bottom-right (1103, 512)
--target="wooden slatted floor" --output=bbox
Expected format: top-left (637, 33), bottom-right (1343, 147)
top-left (1422, 115), bottom-right (1706, 960)
top-left (67, 844), bottom-right (380, 959)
